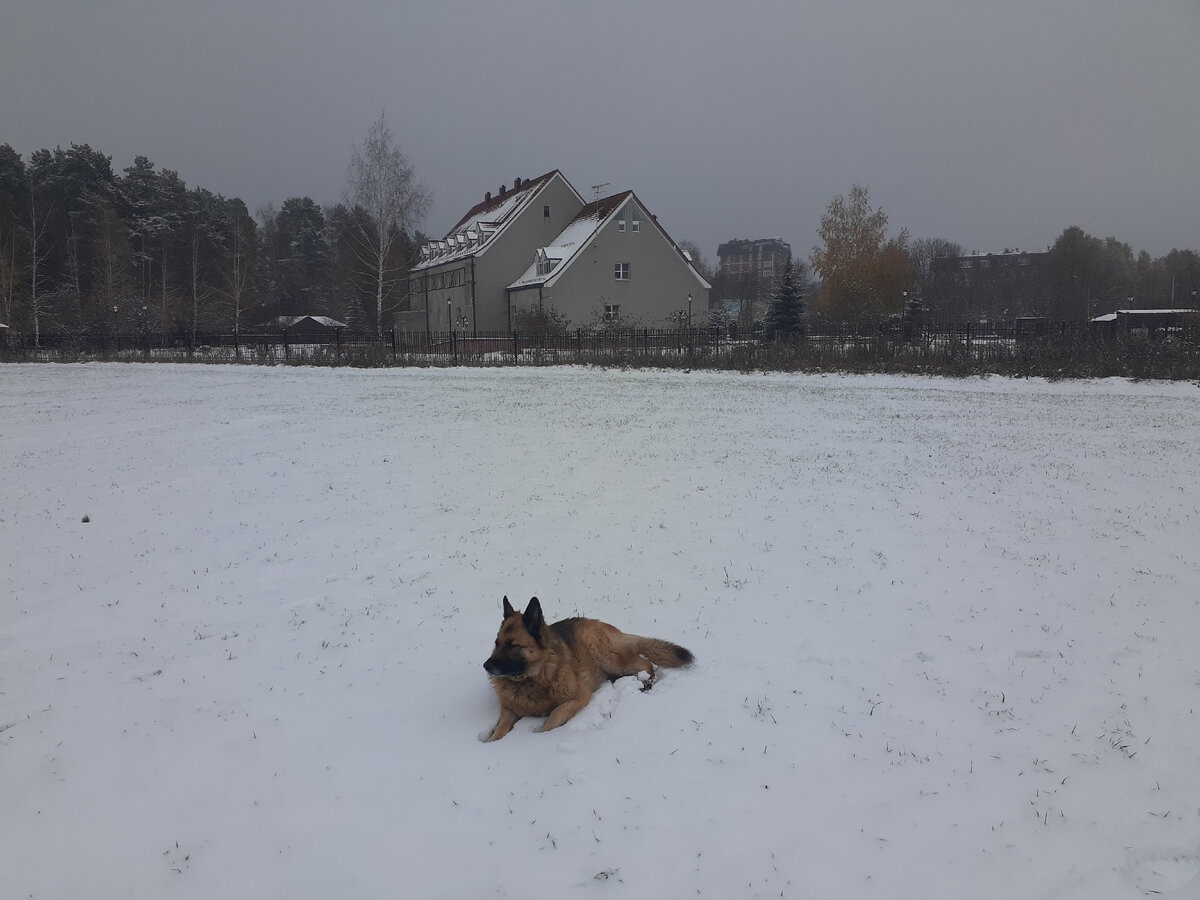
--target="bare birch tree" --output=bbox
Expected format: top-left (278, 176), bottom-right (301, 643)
top-left (206, 198), bottom-right (257, 345)
top-left (223, 203), bottom-right (254, 337)
top-left (27, 181), bottom-right (54, 347)
top-left (345, 115), bottom-right (430, 334)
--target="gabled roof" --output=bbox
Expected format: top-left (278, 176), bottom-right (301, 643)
top-left (412, 170), bottom-right (580, 272)
top-left (268, 315), bottom-right (348, 329)
top-left (507, 193), bottom-right (630, 289)
top-left (508, 191), bottom-right (711, 291)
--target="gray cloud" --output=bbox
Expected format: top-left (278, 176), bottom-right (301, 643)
top-left (3, 0), bottom-right (1197, 262)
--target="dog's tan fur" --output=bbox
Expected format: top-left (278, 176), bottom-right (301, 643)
top-left (482, 596), bottom-right (693, 741)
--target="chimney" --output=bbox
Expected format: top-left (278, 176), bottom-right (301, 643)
top-left (485, 191), bottom-right (492, 203)
top-left (499, 184), bottom-right (506, 197)
top-left (514, 176), bottom-right (522, 190)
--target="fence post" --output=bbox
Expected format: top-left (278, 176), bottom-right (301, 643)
top-left (512, 332), bottom-right (519, 363)
top-left (390, 329), bottom-right (396, 362)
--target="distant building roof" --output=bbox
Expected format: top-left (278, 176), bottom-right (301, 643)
top-left (934, 249), bottom-right (1049, 269)
top-left (1092, 309), bottom-right (1196, 324)
top-left (268, 315), bottom-right (347, 329)
top-left (717, 238), bottom-right (791, 258)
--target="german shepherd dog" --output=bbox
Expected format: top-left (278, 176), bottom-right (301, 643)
top-left (482, 596), bottom-right (694, 741)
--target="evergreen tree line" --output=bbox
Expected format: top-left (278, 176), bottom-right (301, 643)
top-left (0, 142), bottom-right (423, 343)
top-left (4, 146), bottom-right (1196, 345)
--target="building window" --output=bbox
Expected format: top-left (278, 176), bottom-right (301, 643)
top-left (618, 220), bottom-right (626, 232)
top-left (544, 205), bottom-right (550, 218)
top-left (632, 220), bottom-right (640, 233)
top-left (604, 304), bottom-right (621, 321)
top-left (614, 262), bottom-right (630, 280)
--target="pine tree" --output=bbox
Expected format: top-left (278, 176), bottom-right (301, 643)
top-left (765, 260), bottom-right (806, 338)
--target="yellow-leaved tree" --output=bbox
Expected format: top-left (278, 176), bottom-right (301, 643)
top-left (811, 184), bottom-right (910, 322)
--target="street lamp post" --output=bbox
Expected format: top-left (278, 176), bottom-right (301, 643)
top-left (687, 293), bottom-right (693, 355)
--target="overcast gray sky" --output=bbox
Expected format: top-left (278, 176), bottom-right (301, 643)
top-left (3, 0), bottom-right (1198, 265)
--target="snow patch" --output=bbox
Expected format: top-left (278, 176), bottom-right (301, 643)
top-left (2, 364), bottom-right (1198, 900)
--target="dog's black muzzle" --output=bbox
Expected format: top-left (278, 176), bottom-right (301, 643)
top-left (484, 657), bottom-right (526, 678)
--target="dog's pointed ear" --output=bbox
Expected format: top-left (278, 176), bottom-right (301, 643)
top-left (522, 597), bottom-right (545, 642)
top-left (502, 596), bottom-right (516, 618)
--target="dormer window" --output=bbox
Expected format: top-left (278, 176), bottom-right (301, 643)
top-left (535, 248), bottom-right (559, 277)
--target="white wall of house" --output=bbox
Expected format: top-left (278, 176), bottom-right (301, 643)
top-left (523, 198), bottom-right (708, 329)
top-left (470, 177), bottom-right (582, 331)
top-left (408, 177), bottom-right (707, 333)
top-left (407, 173), bottom-right (583, 333)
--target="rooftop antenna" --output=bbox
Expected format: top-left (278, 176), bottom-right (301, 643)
top-left (592, 182), bottom-right (610, 201)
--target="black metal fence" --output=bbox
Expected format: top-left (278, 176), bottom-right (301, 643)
top-left (4, 320), bottom-right (1199, 378)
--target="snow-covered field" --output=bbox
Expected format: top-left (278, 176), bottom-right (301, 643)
top-left (2, 363), bottom-right (1198, 899)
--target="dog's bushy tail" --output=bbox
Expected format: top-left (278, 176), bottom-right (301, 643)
top-left (637, 638), bottom-right (694, 668)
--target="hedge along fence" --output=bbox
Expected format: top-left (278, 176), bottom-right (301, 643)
top-left (4, 322), bottom-right (1199, 379)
